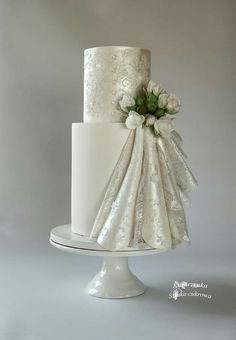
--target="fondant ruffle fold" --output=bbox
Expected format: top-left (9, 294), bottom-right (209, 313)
top-left (90, 125), bottom-right (197, 250)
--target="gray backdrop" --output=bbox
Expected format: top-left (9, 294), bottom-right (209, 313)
top-left (0, 1), bottom-right (235, 339)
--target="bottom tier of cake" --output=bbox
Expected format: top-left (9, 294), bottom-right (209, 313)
top-left (71, 122), bottom-right (130, 237)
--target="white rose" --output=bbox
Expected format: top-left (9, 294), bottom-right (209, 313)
top-left (153, 84), bottom-right (164, 96)
top-left (166, 94), bottom-right (181, 114)
top-left (147, 80), bottom-right (166, 97)
top-left (119, 94), bottom-right (135, 113)
top-left (158, 93), bottom-right (169, 108)
top-left (147, 80), bottom-right (156, 93)
top-left (145, 114), bottom-right (156, 126)
top-left (125, 111), bottom-right (145, 129)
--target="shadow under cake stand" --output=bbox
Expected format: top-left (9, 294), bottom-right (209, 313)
top-left (50, 224), bottom-right (162, 299)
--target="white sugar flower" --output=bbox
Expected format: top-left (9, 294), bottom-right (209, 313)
top-left (166, 94), bottom-right (181, 114)
top-left (147, 80), bottom-right (165, 96)
top-left (125, 111), bottom-right (145, 129)
top-left (147, 80), bottom-right (156, 93)
top-left (153, 84), bottom-right (165, 96)
top-left (158, 93), bottom-right (169, 108)
top-left (119, 94), bottom-right (135, 113)
top-left (145, 114), bottom-right (156, 126)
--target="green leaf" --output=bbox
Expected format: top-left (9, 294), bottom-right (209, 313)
top-left (147, 103), bottom-right (157, 113)
top-left (135, 96), bottom-right (145, 106)
top-left (137, 105), bottom-right (147, 115)
top-left (155, 108), bottom-right (165, 118)
top-left (126, 105), bottom-right (137, 112)
top-left (147, 93), bottom-right (157, 104)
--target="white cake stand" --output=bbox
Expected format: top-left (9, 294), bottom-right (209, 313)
top-left (50, 225), bottom-right (162, 299)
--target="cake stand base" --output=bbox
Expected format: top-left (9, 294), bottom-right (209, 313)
top-left (50, 225), bottom-right (162, 299)
top-left (85, 256), bottom-right (145, 299)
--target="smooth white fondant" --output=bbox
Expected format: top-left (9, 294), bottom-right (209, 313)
top-left (71, 123), bottom-right (130, 237)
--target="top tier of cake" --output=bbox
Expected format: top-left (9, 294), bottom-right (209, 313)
top-left (84, 46), bottom-right (151, 123)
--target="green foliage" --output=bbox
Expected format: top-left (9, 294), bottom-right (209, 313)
top-left (134, 96), bottom-right (147, 114)
top-left (135, 96), bottom-right (145, 106)
top-left (126, 105), bottom-right (137, 112)
top-left (146, 92), bottom-right (158, 113)
top-left (155, 108), bottom-right (165, 118)
top-left (147, 92), bottom-right (157, 104)
top-left (137, 105), bottom-right (147, 115)
top-left (147, 102), bottom-right (157, 113)
top-left (122, 85), bottom-right (180, 121)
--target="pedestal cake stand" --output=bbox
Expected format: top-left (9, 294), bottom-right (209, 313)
top-left (50, 225), bottom-right (162, 299)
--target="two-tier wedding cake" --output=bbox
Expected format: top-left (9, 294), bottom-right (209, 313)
top-left (71, 46), bottom-right (197, 251)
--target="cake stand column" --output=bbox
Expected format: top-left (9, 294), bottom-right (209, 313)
top-left (85, 256), bottom-right (145, 299)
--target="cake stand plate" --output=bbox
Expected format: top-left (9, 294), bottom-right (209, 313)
top-left (50, 225), bottom-right (162, 299)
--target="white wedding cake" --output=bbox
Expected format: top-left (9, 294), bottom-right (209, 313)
top-left (71, 46), bottom-right (197, 251)
top-left (72, 46), bottom-right (150, 238)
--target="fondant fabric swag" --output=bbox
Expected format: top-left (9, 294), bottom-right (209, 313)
top-left (90, 118), bottom-right (197, 250)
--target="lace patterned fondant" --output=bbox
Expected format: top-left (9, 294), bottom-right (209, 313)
top-left (90, 124), bottom-right (197, 251)
top-left (84, 46), bottom-right (151, 122)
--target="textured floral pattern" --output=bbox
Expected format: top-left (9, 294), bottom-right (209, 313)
top-left (90, 121), bottom-right (197, 251)
top-left (84, 47), bottom-right (150, 122)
